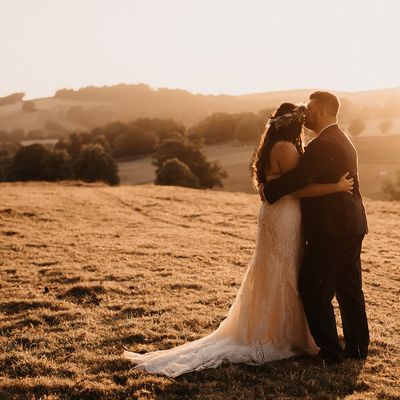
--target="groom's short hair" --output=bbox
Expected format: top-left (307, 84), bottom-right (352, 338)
top-left (309, 91), bottom-right (340, 116)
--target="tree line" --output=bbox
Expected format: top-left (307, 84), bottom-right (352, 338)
top-left (1, 110), bottom-right (399, 197)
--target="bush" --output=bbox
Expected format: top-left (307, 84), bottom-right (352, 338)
top-left (41, 149), bottom-right (72, 181)
top-left (348, 118), bottom-right (366, 137)
top-left (234, 113), bottom-right (262, 143)
top-left (8, 144), bottom-right (49, 181)
top-left (0, 92), bottom-right (25, 107)
top-left (155, 158), bottom-right (200, 188)
top-left (9, 144), bottom-right (72, 182)
top-left (0, 131), bottom-right (9, 141)
top-left (7, 141), bottom-right (119, 185)
top-left (380, 119), bottom-right (392, 134)
top-left (153, 138), bottom-right (227, 188)
top-left (22, 100), bottom-right (36, 112)
top-left (55, 132), bottom-right (112, 158)
top-left (27, 129), bottom-right (44, 139)
top-left (44, 120), bottom-right (66, 135)
top-left (131, 118), bottom-right (186, 142)
top-left (74, 143), bottom-right (119, 185)
top-left (66, 105), bottom-right (91, 126)
top-left (113, 127), bottom-right (159, 158)
top-left (0, 142), bottom-right (18, 180)
top-left (382, 170), bottom-right (400, 200)
top-left (190, 113), bottom-right (236, 144)
top-left (10, 129), bottom-right (25, 141)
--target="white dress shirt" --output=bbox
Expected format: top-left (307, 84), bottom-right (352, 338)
top-left (317, 122), bottom-right (337, 136)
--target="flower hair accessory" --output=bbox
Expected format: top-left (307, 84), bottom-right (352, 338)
top-left (268, 105), bottom-right (306, 130)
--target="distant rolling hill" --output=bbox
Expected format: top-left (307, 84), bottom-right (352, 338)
top-left (0, 83), bottom-right (399, 134)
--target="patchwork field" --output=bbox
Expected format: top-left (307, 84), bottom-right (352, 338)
top-left (0, 182), bottom-right (399, 399)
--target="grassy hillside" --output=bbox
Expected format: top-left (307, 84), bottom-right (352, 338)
top-left (1, 85), bottom-right (399, 134)
top-left (118, 135), bottom-right (400, 200)
top-left (0, 182), bottom-right (398, 399)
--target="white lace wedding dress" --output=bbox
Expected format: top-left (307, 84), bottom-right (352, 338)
top-left (123, 196), bottom-right (318, 377)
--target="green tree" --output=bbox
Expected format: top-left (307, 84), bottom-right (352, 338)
top-left (0, 130), bottom-right (9, 141)
top-left (66, 105), bottom-right (91, 126)
top-left (234, 113), bottom-right (262, 143)
top-left (22, 100), bottom-right (36, 112)
top-left (10, 128), bottom-right (25, 141)
top-left (0, 92), bottom-right (25, 106)
top-left (153, 138), bottom-right (227, 188)
top-left (155, 158), bottom-right (200, 188)
top-left (27, 129), bottom-right (44, 139)
top-left (190, 113), bottom-right (236, 144)
top-left (113, 126), bottom-right (159, 158)
top-left (55, 132), bottom-right (112, 158)
top-left (132, 118), bottom-right (186, 142)
top-left (41, 149), bottom-right (72, 181)
top-left (44, 120), bottom-right (66, 136)
top-left (382, 169), bottom-right (400, 200)
top-left (348, 118), bottom-right (366, 137)
top-left (8, 144), bottom-right (49, 181)
top-left (379, 119), bottom-right (392, 134)
top-left (74, 143), bottom-right (119, 185)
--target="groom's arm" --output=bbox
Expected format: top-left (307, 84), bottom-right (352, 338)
top-left (262, 139), bottom-right (331, 204)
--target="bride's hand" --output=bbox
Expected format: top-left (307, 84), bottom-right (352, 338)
top-left (337, 172), bottom-right (354, 193)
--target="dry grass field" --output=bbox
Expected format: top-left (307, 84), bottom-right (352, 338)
top-left (0, 182), bottom-right (399, 399)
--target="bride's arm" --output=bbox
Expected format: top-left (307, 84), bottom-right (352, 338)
top-left (290, 172), bottom-right (353, 198)
top-left (261, 142), bottom-right (353, 200)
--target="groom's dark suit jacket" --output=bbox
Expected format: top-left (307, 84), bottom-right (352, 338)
top-left (262, 124), bottom-right (368, 239)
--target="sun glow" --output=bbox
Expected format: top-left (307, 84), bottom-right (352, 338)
top-left (0, 0), bottom-right (399, 99)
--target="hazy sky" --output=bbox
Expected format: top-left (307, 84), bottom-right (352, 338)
top-left (1, 0), bottom-right (399, 99)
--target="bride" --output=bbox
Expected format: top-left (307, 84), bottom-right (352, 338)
top-left (123, 102), bottom-right (353, 377)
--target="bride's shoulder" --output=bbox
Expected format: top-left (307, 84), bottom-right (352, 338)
top-left (270, 141), bottom-right (300, 172)
top-left (271, 141), bottom-right (298, 155)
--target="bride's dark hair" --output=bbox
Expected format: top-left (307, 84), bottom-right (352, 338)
top-left (251, 102), bottom-right (304, 189)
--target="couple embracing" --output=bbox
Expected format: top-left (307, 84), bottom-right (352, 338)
top-left (124, 91), bottom-right (369, 377)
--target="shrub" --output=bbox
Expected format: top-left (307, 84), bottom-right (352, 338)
top-left (10, 129), bottom-right (25, 141)
top-left (382, 170), bottom-right (400, 200)
top-left (44, 120), bottom-right (66, 135)
top-left (55, 132), bottom-right (112, 158)
top-left (380, 119), bottom-right (392, 134)
top-left (27, 129), bottom-right (44, 139)
top-left (22, 101), bottom-right (36, 112)
top-left (0, 131), bottom-right (9, 141)
top-left (234, 113), bottom-right (262, 143)
top-left (74, 143), bottom-right (119, 185)
top-left (155, 158), bottom-right (200, 188)
top-left (153, 138), bottom-right (227, 188)
top-left (8, 144), bottom-right (49, 181)
top-left (0, 92), bottom-right (25, 106)
top-left (113, 127), bottom-right (159, 158)
top-left (190, 113), bottom-right (236, 144)
top-left (41, 149), bottom-right (72, 181)
top-left (131, 118), bottom-right (186, 142)
top-left (348, 118), bottom-right (366, 137)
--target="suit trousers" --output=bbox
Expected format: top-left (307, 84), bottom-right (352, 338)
top-left (299, 234), bottom-right (369, 360)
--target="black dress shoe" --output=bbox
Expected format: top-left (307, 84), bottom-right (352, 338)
top-left (343, 346), bottom-right (368, 360)
top-left (312, 352), bottom-right (344, 366)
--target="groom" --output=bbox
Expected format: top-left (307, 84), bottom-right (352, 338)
top-left (260, 91), bottom-right (369, 364)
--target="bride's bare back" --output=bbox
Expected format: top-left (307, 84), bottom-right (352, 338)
top-left (266, 141), bottom-right (301, 179)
